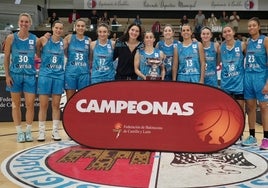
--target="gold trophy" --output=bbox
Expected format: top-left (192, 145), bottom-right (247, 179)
top-left (146, 58), bottom-right (162, 80)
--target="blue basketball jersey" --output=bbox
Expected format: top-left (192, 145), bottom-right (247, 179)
top-left (220, 40), bottom-right (244, 94)
top-left (245, 35), bottom-right (267, 73)
top-left (244, 35), bottom-right (268, 101)
top-left (177, 41), bottom-right (201, 76)
top-left (65, 34), bottom-right (90, 75)
top-left (10, 32), bottom-right (37, 75)
top-left (137, 48), bottom-right (162, 80)
top-left (204, 42), bottom-right (218, 87)
top-left (39, 38), bottom-right (65, 80)
top-left (91, 39), bottom-right (115, 83)
top-left (156, 40), bottom-right (180, 80)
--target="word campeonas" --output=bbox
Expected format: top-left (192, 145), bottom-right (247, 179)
top-left (76, 99), bottom-right (194, 116)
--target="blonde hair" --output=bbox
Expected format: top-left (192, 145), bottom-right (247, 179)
top-left (163, 24), bottom-right (175, 32)
top-left (96, 23), bottom-right (110, 35)
top-left (18, 12), bottom-right (32, 25)
top-left (75, 18), bottom-right (87, 26)
top-left (97, 23), bottom-right (110, 30)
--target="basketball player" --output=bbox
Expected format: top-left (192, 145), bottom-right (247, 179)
top-left (155, 24), bottom-right (180, 81)
top-left (220, 25), bottom-right (246, 107)
top-left (242, 17), bottom-right (268, 150)
top-left (134, 31), bottom-right (165, 80)
top-left (200, 26), bottom-right (220, 87)
top-left (64, 19), bottom-right (91, 101)
top-left (36, 20), bottom-right (65, 142)
top-left (220, 25), bottom-right (246, 144)
top-left (90, 23), bottom-right (115, 84)
top-left (172, 24), bottom-right (205, 83)
top-left (4, 13), bottom-right (38, 143)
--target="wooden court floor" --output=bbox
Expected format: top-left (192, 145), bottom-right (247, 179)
top-left (0, 120), bottom-right (264, 188)
top-left (0, 121), bottom-right (69, 188)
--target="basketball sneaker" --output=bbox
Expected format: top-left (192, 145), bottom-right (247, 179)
top-left (52, 129), bottom-right (61, 141)
top-left (17, 132), bottom-right (25, 143)
top-left (260, 138), bottom-right (268, 150)
top-left (234, 136), bottom-right (243, 145)
top-left (241, 135), bottom-right (257, 146)
top-left (37, 130), bottom-right (45, 142)
top-left (25, 130), bottom-right (33, 142)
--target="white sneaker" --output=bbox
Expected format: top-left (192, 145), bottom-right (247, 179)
top-left (235, 136), bottom-right (243, 145)
top-left (37, 130), bottom-right (45, 142)
top-left (17, 131), bottom-right (26, 143)
top-left (52, 129), bottom-right (61, 141)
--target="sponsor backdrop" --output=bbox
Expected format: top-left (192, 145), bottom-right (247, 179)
top-left (82, 0), bottom-right (257, 10)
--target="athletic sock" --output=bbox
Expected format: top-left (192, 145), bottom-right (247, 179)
top-left (38, 121), bottom-right (46, 130)
top-left (16, 125), bottom-right (22, 133)
top-left (52, 120), bottom-right (60, 129)
top-left (26, 124), bottom-right (32, 131)
top-left (249, 129), bottom-right (255, 137)
top-left (39, 121), bottom-right (45, 126)
top-left (264, 131), bottom-right (268, 139)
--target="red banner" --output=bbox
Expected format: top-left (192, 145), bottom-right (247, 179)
top-left (63, 81), bottom-right (245, 153)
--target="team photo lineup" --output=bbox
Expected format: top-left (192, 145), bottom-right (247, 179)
top-left (2, 10), bottom-right (268, 152)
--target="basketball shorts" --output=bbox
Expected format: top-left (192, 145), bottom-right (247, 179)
top-left (6, 73), bottom-right (36, 94)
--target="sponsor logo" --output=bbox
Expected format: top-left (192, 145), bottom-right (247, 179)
top-left (244, 0), bottom-right (254, 9)
top-left (87, 0), bottom-right (96, 8)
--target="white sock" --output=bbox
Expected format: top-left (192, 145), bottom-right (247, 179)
top-left (53, 120), bottom-right (60, 129)
top-left (39, 121), bottom-right (45, 130)
top-left (26, 124), bottom-right (32, 131)
top-left (16, 125), bottom-right (22, 133)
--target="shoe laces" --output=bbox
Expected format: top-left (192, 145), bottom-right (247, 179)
top-left (243, 136), bottom-right (254, 144)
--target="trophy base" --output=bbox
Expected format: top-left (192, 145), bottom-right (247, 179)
top-left (146, 76), bottom-right (162, 80)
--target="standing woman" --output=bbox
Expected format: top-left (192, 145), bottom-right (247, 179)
top-left (36, 20), bottom-right (65, 142)
top-left (4, 13), bottom-right (38, 142)
top-left (172, 24), bottom-right (205, 83)
top-left (220, 25), bottom-right (246, 111)
top-left (200, 26), bottom-right (220, 87)
top-left (220, 24), bottom-right (245, 147)
top-left (113, 23), bottom-right (143, 80)
top-left (90, 23), bottom-right (115, 84)
top-left (155, 24), bottom-right (180, 81)
top-left (64, 19), bottom-right (91, 101)
top-left (134, 31), bottom-right (165, 80)
top-left (242, 17), bottom-right (268, 149)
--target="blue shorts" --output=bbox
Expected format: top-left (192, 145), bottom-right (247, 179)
top-left (244, 72), bottom-right (268, 102)
top-left (6, 73), bottom-right (36, 94)
top-left (37, 76), bottom-right (64, 95)
top-left (164, 74), bottom-right (172, 81)
top-left (204, 75), bottom-right (218, 88)
top-left (177, 74), bottom-right (200, 83)
top-left (91, 77), bottom-right (114, 85)
top-left (65, 73), bottom-right (90, 90)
